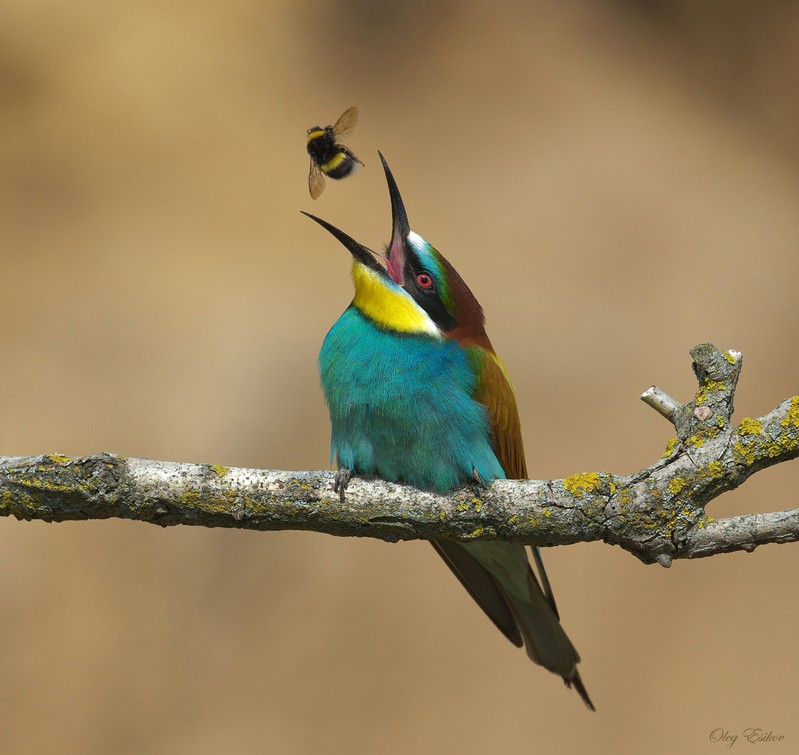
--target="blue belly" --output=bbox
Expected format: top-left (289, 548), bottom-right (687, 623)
top-left (319, 306), bottom-right (505, 492)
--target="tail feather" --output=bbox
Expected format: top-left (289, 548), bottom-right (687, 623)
top-left (432, 541), bottom-right (594, 710)
top-left (567, 670), bottom-right (596, 712)
top-left (531, 545), bottom-right (560, 620)
top-left (431, 540), bottom-right (522, 647)
top-left (500, 575), bottom-right (595, 710)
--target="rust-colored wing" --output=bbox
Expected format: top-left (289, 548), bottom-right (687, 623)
top-left (434, 345), bottom-right (594, 709)
top-left (469, 348), bottom-right (528, 480)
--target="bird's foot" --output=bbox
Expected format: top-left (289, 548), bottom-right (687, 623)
top-left (334, 467), bottom-right (352, 503)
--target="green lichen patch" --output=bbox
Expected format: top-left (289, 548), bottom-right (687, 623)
top-left (210, 465), bottom-right (229, 478)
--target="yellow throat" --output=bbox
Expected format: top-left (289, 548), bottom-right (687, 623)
top-left (351, 263), bottom-right (440, 336)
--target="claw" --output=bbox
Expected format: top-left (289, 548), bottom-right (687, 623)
top-left (334, 467), bottom-right (352, 503)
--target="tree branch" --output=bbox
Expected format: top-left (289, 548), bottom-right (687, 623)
top-left (1, 344), bottom-right (797, 566)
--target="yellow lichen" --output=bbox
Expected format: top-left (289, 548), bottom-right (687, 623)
top-left (738, 417), bottom-right (762, 437)
top-left (733, 442), bottom-right (756, 466)
top-left (733, 412), bottom-right (798, 466)
top-left (705, 461), bottom-right (724, 478)
top-left (669, 477), bottom-right (688, 495)
top-left (563, 473), bottom-right (602, 499)
top-left (615, 488), bottom-right (632, 509)
top-left (469, 525), bottom-right (484, 539)
top-left (210, 465), bottom-right (228, 478)
top-left (15, 475), bottom-right (75, 494)
top-left (182, 490), bottom-right (201, 507)
top-left (781, 396), bottom-right (799, 429)
top-left (48, 454), bottom-right (71, 464)
top-left (686, 435), bottom-right (706, 448)
top-left (723, 351), bottom-right (737, 365)
top-left (696, 379), bottom-right (726, 404)
top-left (764, 440), bottom-right (791, 457)
top-left (662, 437), bottom-right (680, 458)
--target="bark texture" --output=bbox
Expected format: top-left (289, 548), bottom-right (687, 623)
top-left (1, 344), bottom-right (797, 566)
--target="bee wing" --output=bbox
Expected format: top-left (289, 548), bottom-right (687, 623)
top-left (308, 159), bottom-right (326, 199)
top-left (331, 106), bottom-right (359, 139)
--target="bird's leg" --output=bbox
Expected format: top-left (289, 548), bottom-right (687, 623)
top-left (334, 467), bottom-right (353, 503)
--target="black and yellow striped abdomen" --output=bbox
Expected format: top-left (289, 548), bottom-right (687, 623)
top-left (307, 127), bottom-right (358, 178)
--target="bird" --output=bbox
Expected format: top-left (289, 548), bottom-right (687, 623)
top-left (302, 153), bottom-right (594, 710)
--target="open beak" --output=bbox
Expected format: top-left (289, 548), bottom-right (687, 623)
top-left (302, 152), bottom-right (412, 284)
top-left (379, 152), bottom-right (410, 286)
top-left (300, 211), bottom-right (386, 276)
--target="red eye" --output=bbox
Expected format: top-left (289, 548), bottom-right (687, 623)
top-left (416, 273), bottom-right (433, 289)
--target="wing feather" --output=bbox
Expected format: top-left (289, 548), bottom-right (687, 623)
top-left (470, 349), bottom-right (527, 479)
top-left (434, 345), bottom-right (594, 708)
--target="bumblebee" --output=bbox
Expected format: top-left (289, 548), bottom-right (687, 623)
top-left (306, 106), bottom-right (363, 199)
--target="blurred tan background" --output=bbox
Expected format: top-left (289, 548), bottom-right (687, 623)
top-left (1, 1), bottom-right (798, 753)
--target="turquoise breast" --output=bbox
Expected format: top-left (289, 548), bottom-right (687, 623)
top-left (319, 306), bottom-right (505, 492)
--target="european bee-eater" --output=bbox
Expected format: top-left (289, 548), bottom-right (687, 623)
top-left (304, 154), bottom-right (593, 710)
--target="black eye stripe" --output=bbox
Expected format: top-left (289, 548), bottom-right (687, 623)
top-left (405, 269), bottom-right (455, 332)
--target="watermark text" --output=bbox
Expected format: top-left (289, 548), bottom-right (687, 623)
top-left (709, 729), bottom-right (785, 748)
